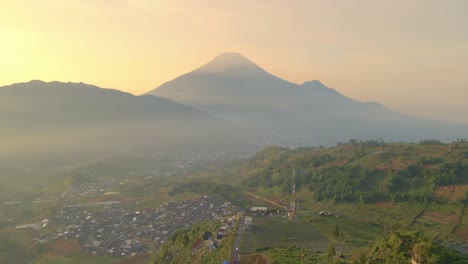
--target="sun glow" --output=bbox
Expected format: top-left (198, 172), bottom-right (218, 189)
top-left (1, 0), bottom-right (467, 123)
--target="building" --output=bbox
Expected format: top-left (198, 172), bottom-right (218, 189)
top-left (249, 207), bottom-right (268, 213)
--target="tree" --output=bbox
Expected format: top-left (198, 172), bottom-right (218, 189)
top-left (182, 234), bottom-right (189, 246)
top-left (386, 175), bottom-right (404, 193)
top-left (333, 224), bottom-right (340, 240)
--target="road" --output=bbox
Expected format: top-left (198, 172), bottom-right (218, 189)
top-left (232, 217), bottom-right (244, 264)
top-left (245, 191), bottom-right (287, 209)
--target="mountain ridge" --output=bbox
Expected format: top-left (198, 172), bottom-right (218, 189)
top-left (146, 53), bottom-right (468, 146)
top-left (0, 81), bottom-right (250, 168)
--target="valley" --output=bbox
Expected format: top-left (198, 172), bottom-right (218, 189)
top-left (2, 141), bottom-right (468, 263)
top-left (2, 1), bottom-right (468, 263)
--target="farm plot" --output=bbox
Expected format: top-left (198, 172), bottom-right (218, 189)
top-left (454, 204), bottom-right (468, 241)
top-left (248, 217), bottom-right (328, 252)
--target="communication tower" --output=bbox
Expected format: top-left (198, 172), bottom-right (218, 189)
top-left (288, 164), bottom-right (296, 219)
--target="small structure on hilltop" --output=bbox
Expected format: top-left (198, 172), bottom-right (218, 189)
top-left (319, 211), bottom-right (338, 217)
top-left (217, 227), bottom-right (227, 239)
top-left (203, 231), bottom-right (212, 240)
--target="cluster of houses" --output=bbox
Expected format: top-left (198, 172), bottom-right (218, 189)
top-left (60, 180), bottom-right (115, 200)
top-left (173, 150), bottom-right (251, 166)
top-left (192, 223), bottom-right (232, 256)
top-left (32, 196), bottom-right (238, 257)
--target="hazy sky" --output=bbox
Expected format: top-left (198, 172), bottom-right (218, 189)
top-left (1, 0), bottom-right (467, 124)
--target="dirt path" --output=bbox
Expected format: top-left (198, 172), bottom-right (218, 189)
top-left (232, 218), bottom-right (245, 264)
top-left (245, 191), bottom-right (287, 209)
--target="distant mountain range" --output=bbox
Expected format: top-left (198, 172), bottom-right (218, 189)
top-left (1, 53), bottom-right (466, 169)
top-left (0, 80), bottom-right (246, 168)
top-left (147, 52), bottom-right (467, 145)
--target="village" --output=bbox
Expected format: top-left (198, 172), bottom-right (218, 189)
top-left (12, 175), bottom-right (243, 258)
top-left (31, 196), bottom-right (239, 257)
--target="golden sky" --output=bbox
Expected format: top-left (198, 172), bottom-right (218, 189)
top-left (1, 0), bottom-right (467, 123)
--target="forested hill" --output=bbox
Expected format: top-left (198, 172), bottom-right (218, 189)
top-left (240, 139), bottom-right (468, 204)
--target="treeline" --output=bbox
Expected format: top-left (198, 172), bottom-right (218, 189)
top-left (337, 138), bottom-right (388, 147)
top-left (170, 181), bottom-right (252, 207)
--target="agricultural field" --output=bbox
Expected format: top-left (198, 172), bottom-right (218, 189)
top-left (308, 215), bottom-right (382, 251)
top-left (240, 213), bottom-right (386, 262)
top-left (379, 202), bottom-right (427, 228)
top-left (245, 217), bottom-right (328, 253)
top-left (246, 247), bottom-right (324, 264)
top-left (455, 204), bottom-right (468, 242)
top-left (434, 184), bottom-right (468, 202)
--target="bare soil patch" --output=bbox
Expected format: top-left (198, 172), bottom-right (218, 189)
top-left (245, 191), bottom-right (287, 209)
top-left (45, 239), bottom-right (80, 258)
top-left (454, 226), bottom-right (468, 242)
top-left (421, 210), bottom-right (460, 225)
top-left (433, 184), bottom-right (468, 202)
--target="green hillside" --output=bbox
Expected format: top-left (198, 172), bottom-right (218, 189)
top-left (225, 140), bottom-right (468, 263)
top-left (241, 140), bottom-right (468, 205)
top-left (364, 231), bottom-right (467, 264)
top-left (153, 220), bottom-right (236, 264)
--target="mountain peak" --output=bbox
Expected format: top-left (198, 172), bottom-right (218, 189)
top-left (195, 52), bottom-right (264, 74)
top-left (212, 52), bottom-right (250, 63)
top-left (301, 80), bottom-right (345, 96)
top-left (302, 80), bottom-right (326, 88)
top-left (29, 79), bottom-right (46, 84)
